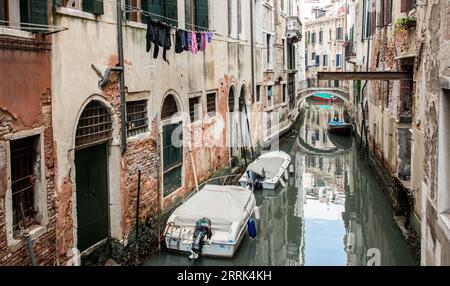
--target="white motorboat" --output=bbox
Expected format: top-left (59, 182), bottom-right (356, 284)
top-left (164, 184), bottom-right (256, 258)
top-left (239, 151), bottom-right (291, 190)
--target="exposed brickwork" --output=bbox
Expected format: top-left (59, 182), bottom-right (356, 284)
top-left (0, 88), bottom-right (56, 266)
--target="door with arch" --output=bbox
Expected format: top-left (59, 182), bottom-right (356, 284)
top-left (74, 100), bottom-right (112, 252)
top-left (161, 94), bottom-right (183, 196)
top-left (228, 86), bottom-right (239, 159)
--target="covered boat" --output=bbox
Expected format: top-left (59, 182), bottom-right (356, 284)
top-left (164, 185), bottom-right (256, 258)
top-left (239, 151), bottom-right (291, 190)
top-left (327, 120), bottom-right (353, 135)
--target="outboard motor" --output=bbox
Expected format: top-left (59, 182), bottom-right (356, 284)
top-left (246, 168), bottom-right (265, 191)
top-left (189, 218), bottom-right (212, 259)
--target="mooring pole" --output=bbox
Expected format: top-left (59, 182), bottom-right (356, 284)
top-left (135, 170), bottom-right (141, 260)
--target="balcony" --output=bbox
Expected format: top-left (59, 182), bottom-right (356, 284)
top-left (286, 16), bottom-right (302, 43)
top-left (345, 41), bottom-right (356, 62)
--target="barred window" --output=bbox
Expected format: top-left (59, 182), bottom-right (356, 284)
top-left (126, 100), bottom-right (148, 137)
top-left (10, 135), bottom-right (39, 234)
top-left (206, 92), bottom-right (217, 116)
top-left (189, 96), bottom-right (201, 122)
top-left (256, 85), bottom-right (261, 102)
top-left (75, 101), bottom-right (112, 149)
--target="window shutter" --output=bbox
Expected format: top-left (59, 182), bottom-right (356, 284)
top-left (83, 0), bottom-right (104, 15)
top-left (185, 0), bottom-right (192, 29)
top-left (30, 0), bottom-right (48, 27)
top-left (384, 0), bottom-right (392, 25)
top-left (0, 0), bottom-right (5, 22)
top-left (165, 0), bottom-right (178, 26)
top-left (195, 0), bottom-right (208, 30)
top-left (142, 0), bottom-right (163, 23)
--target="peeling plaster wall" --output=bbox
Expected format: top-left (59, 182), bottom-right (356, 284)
top-left (414, 0), bottom-right (450, 266)
top-left (0, 43), bottom-right (56, 265)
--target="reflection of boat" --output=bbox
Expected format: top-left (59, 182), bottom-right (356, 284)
top-left (328, 132), bottom-right (353, 150)
top-left (164, 185), bottom-right (256, 258)
top-left (239, 151), bottom-right (291, 190)
top-left (327, 121), bottom-right (353, 135)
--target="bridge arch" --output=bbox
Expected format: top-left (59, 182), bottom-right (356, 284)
top-left (296, 87), bottom-right (350, 110)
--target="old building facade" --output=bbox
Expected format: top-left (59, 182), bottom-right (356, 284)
top-left (0, 1), bottom-right (56, 265)
top-left (346, 0), bottom-right (450, 265)
top-left (1, 0), bottom-right (303, 265)
top-left (304, 1), bottom-right (346, 88)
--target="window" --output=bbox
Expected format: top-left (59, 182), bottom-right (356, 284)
top-left (319, 29), bottom-right (323, 43)
top-left (238, 0), bottom-right (242, 36)
top-left (10, 135), bottom-right (40, 234)
top-left (63, 0), bottom-right (104, 15)
top-left (282, 39), bottom-right (286, 69)
top-left (1, 0), bottom-right (48, 31)
top-left (75, 101), bottom-right (113, 149)
top-left (288, 43), bottom-right (295, 70)
top-left (315, 55), bottom-right (320, 66)
top-left (311, 32), bottom-right (316, 44)
top-left (189, 96), bottom-right (201, 122)
top-left (384, 0), bottom-right (393, 26)
top-left (336, 54), bottom-right (342, 67)
top-left (267, 85), bottom-right (273, 106)
top-left (0, 0), bottom-right (8, 24)
top-left (305, 52), bottom-right (308, 67)
top-left (126, 100), bottom-right (148, 137)
top-left (401, 0), bottom-right (415, 13)
top-left (256, 84), bottom-right (261, 102)
top-left (266, 34), bottom-right (273, 69)
top-left (141, 0), bottom-right (178, 25)
top-left (323, 54), bottom-right (328, 67)
top-left (228, 0), bottom-right (232, 36)
top-left (185, 0), bottom-right (208, 30)
top-left (311, 52), bottom-right (316, 61)
top-left (336, 27), bottom-right (343, 41)
top-left (282, 84), bottom-right (287, 103)
top-left (206, 92), bottom-right (217, 116)
top-left (125, 0), bottom-right (138, 22)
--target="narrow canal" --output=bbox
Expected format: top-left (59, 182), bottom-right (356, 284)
top-left (145, 99), bottom-right (417, 266)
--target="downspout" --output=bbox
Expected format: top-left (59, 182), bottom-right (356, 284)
top-left (246, 0), bottom-right (255, 160)
top-left (117, 0), bottom-right (127, 154)
top-left (360, 33), bottom-right (370, 150)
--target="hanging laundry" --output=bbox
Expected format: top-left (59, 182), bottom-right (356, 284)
top-left (175, 29), bottom-right (184, 54)
top-left (191, 32), bottom-right (198, 55)
top-left (206, 32), bottom-right (214, 43)
top-left (201, 32), bottom-right (207, 51)
top-left (184, 30), bottom-right (191, 51)
top-left (196, 32), bottom-right (202, 52)
top-left (158, 23), bottom-right (171, 63)
top-left (146, 18), bottom-right (159, 59)
top-left (146, 18), bottom-right (171, 64)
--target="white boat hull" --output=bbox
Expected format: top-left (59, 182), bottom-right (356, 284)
top-left (239, 151), bottom-right (291, 190)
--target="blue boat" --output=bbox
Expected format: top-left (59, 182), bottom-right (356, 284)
top-left (327, 120), bottom-right (353, 135)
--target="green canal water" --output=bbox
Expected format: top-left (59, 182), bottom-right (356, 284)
top-left (145, 100), bottom-right (417, 266)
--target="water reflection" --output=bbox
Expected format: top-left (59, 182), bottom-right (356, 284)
top-left (145, 100), bottom-right (416, 266)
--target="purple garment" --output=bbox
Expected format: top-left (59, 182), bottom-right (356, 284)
top-left (206, 32), bottom-right (213, 43)
top-left (201, 32), bottom-right (207, 51)
top-left (191, 31), bottom-right (198, 55)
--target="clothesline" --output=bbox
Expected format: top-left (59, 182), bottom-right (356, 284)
top-left (123, 3), bottom-right (216, 34)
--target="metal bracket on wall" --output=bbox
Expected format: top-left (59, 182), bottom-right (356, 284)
top-left (91, 64), bottom-right (124, 90)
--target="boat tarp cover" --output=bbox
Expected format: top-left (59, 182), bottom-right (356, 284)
top-left (247, 157), bottom-right (286, 178)
top-left (172, 185), bottom-right (253, 231)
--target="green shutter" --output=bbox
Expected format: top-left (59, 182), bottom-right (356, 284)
top-left (20, 0), bottom-right (30, 25)
top-left (142, 0), bottom-right (162, 23)
top-left (195, 0), bottom-right (208, 30)
top-left (185, 0), bottom-right (192, 29)
top-left (30, 0), bottom-right (48, 26)
top-left (0, 0), bottom-right (5, 22)
top-left (83, 0), bottom-right (104, 15)
top-left (165, 0), bottom-right (178, 26)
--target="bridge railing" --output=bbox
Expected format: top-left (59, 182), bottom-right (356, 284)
top-left (299, 78), bottom-right (349, 91)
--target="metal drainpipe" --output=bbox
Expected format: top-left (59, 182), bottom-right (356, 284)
top-left (360, 34), bottom-right (371, 150)
top-left (247, 0), bottom-right (255, 160)
top-left (117, 0), bottom-right (127, 154)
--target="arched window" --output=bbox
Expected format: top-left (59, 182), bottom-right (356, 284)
top-left (161, 94), bottom-right (179, 120)
top-left (75, 101), bottom-right (112, 149)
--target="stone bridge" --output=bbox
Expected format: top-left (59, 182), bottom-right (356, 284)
top-left (297, 87), bottom-right (350, 104)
